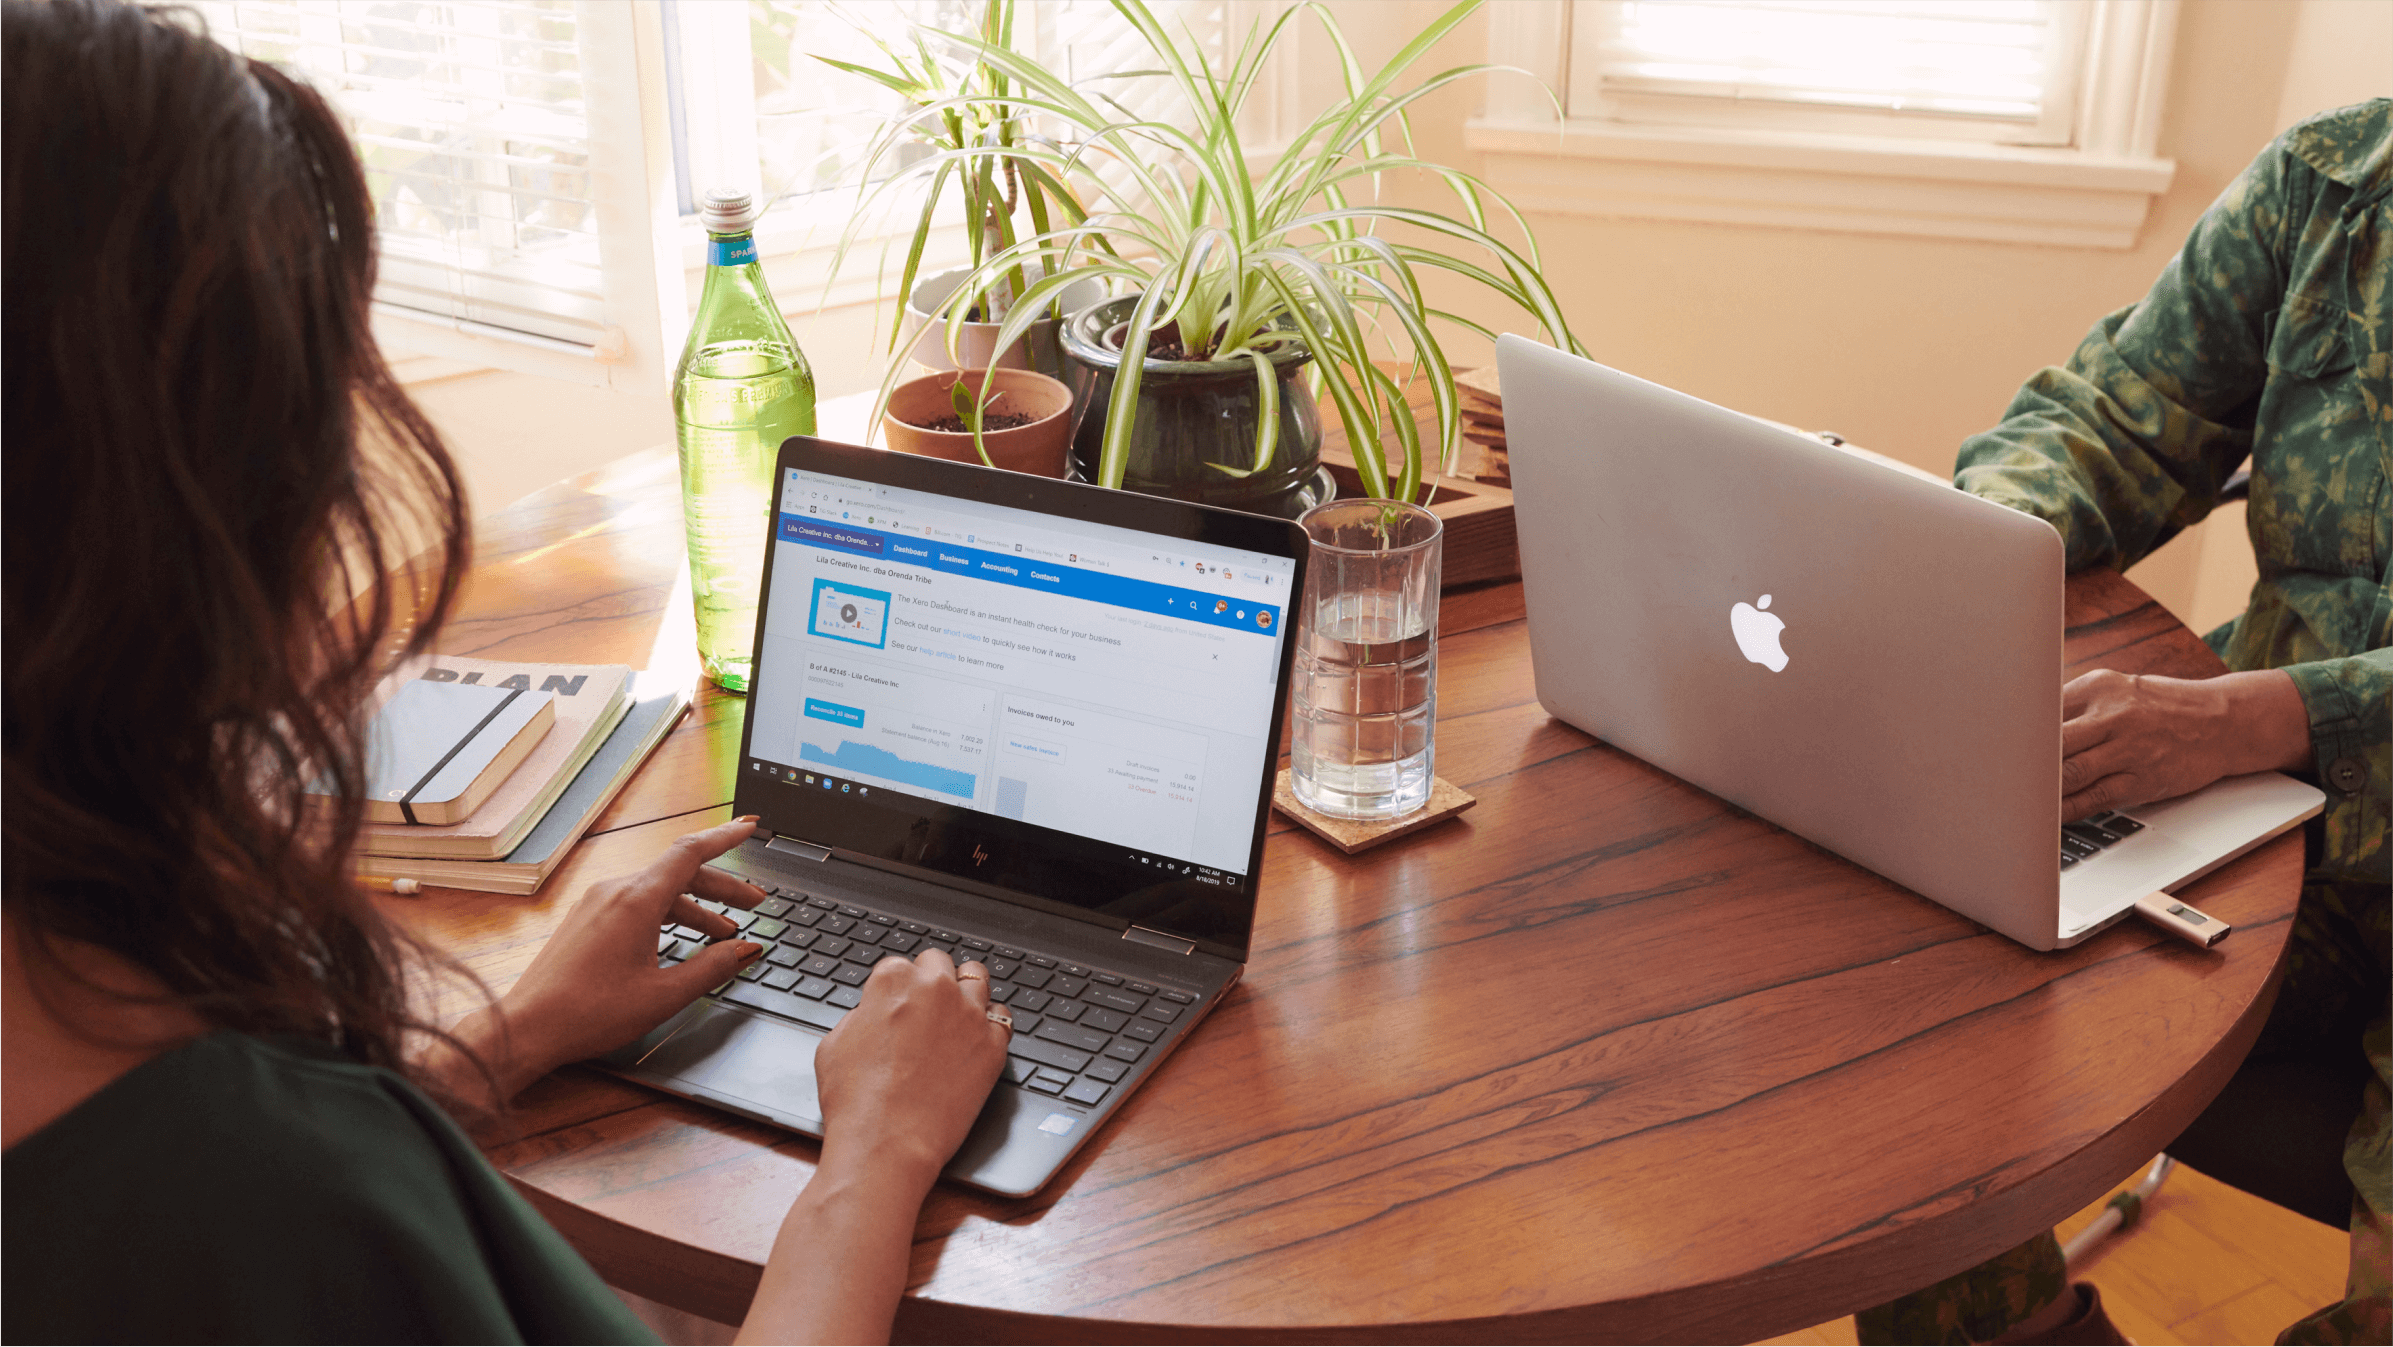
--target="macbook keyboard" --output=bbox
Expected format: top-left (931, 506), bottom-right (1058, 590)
top-left (658, 887), bottom-right (1194, 1110)
top-left (2059, 810), bottom-right (2144, 870)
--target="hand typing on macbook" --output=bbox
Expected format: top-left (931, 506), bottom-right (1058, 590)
top-left (2057, 665), bottom-right (2316, 820)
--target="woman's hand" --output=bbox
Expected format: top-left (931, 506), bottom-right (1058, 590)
top-left (437, 816), bottom-right (771, 1105)
top-left (813, 949), bottom-right (1013, 1184)
top-left (2061, 668), bottom-right (2312, 819)
top-left (736, 949), bottom-right (1010, 1345)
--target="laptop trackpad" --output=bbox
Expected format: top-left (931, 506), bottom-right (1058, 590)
top-left (642, 1006), bottom-right (825, 1127)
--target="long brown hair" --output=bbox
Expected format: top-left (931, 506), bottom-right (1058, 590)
top-left (3, 0), bottom-right (472, 1076)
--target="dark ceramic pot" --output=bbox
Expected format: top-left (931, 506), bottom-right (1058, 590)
top-left (1059, 296), bottom-right (1328, 519)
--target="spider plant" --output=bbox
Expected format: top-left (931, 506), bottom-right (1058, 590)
top-left (812, 0), bottom-right (1100, 372)
top-left (945, 0), bottom-right (1582, 503)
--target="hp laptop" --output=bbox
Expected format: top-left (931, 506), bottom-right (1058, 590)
top-left (605, 437), bottom-right (1305, 1196)
top-left (1495, 335), bottom-right (2322, 951)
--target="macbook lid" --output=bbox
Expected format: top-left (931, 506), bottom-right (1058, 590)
top-left (1496, 336), bottom-right (2069, 947)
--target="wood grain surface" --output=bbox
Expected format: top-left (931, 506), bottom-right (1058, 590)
top-left (386, 434), bottom-right (2304, 1343)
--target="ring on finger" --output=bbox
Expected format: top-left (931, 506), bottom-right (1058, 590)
top-left (986, 1009), bottom-right (1013, 1028)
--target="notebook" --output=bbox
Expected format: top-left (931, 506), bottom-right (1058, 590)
top-left (354, 675), bottom-right (690, 896)
top-left (348, 679), bottom-right (554, 825)
top-left (358, 657), bottom-right (631, 860)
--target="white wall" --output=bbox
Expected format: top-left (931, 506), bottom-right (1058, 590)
top-left (1325, 0), bottom-right (2383, 636)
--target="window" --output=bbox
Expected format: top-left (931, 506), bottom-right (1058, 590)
top-left (197, 2), bottom-right (1280, 388)
top-left (1580, 0), bottom-right (2088, 143)
top-left (196, 0), bottom-right (681, 389)
top-left (1469, 0), bottom-right (2180, 248)
top-left (666, 1), bottom-right (1255, 305)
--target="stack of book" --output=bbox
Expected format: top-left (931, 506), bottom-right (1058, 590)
top-left (1454, 365), bottom-right (1509, 487)
top-left (336, 654), bottom-right (691, 896)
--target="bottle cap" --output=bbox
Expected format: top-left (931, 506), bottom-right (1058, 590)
top-left (700, 187), bottom-right (757, 234)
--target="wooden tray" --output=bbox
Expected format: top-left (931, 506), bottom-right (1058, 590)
top-left (1314, 442), bottom-right (1519, 590)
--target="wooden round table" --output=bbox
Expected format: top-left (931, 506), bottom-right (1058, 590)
top-left (391, 443), bottom-right (2303, 1343)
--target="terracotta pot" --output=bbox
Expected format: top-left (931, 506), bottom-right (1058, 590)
top-left (881, 368), bottom-right (1074, 477)
top-left (904, 268), bottom-right (1103, 379)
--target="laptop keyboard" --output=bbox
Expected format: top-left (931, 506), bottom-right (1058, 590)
top-left (657, 887), bottom-right (1196, 1110)
top-left (2059, 810), bottom-right (2144, 870)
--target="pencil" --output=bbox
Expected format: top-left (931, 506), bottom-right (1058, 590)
top-left (357, 875), bottom-right (422, 896)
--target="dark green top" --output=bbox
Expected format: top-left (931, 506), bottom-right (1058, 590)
top-left (2, 1030), bottom-right (657, 1344)
top-left (1954, 98), bottom-right (2390, 886)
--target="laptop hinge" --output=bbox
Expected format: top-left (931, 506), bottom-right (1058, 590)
top-left (765, 836), bottom-right (833, 863)
top-left (1122, 925), bottom-right (1195, 955)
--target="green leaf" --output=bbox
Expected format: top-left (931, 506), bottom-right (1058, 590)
top-left (951, 377), bottom-right (982, 434)
top-left (884, 159), bottom-right (952, 355)
top-left (1098, 284), bottom-right (1177, 489)
top-left (1252, 267), bottom-right (1388, 499)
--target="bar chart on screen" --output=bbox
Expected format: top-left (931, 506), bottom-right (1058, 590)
top-left (794, 658), bottom-right (988, 802)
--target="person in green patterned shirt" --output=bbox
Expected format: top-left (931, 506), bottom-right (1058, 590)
top-left (1857, 99), bottom-right (2390, 1346)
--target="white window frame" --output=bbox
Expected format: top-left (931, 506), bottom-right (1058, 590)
top-left (1466, 0), bottom-right (2181, 249)
top-left (364, 0), bottom-right (686, 393)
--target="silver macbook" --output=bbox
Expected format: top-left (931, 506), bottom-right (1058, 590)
top-left (604, 437), bottom-right (1304, 1195)
top-left (1495, 335), bottom-right (2321, 951)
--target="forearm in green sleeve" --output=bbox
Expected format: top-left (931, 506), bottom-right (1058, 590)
top-left (1954, 310), bottom-right (2255, 573)
top-left (1954, 145), bottom-right (2299, 572)
top-left (2281, 648), bottom-right (2391, 884)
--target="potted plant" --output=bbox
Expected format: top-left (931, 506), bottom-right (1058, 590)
top-left (814, 0), bottom-right (1104, 383)
top-left (941, 0), bottom-right (1582, 513)
top-left (881, 367), bottom-right (1074, 477)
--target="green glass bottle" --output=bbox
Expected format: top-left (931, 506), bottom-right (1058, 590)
top-left (673, 188), bottom-right (816, 692)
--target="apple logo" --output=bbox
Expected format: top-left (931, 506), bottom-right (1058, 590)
top-left (1730, 594), bottom-right (1789, 672)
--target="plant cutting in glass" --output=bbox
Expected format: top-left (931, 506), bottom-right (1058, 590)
top-left (942, 0), bottom-right (1582, 503)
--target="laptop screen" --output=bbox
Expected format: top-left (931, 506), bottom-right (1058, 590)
top-left (735, 439), bottom-right (1304, 958)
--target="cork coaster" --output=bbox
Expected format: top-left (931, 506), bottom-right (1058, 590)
top-left (1272, 769), bottom-right (1477, 854)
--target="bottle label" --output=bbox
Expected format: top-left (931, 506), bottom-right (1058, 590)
top-left (709, 234), bottom-right (759, 267)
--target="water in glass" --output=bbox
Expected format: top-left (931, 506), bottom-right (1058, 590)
top-left (1290, 500), bottom-right (1441, 819)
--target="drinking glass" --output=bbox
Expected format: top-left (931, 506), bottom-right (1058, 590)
top-left (1290, 499), bottom-right (1442, 819)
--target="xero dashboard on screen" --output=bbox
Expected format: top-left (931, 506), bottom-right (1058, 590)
top-left (744, 468), bottom-right (1294, 877)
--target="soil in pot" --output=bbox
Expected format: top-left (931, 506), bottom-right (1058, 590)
top-left (907, 409), bottom-right (1037, 433)
top-left (881, 368), bottom-right (1074, 478)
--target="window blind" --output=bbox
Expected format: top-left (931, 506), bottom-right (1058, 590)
top-left (196, 0), bottom-right (611, 349)
top-left (1035, 0), bottom-right (1225, 128)
top-left (732, 0), bottom-right (1226, 214)
top-left (1588, 0), bottom-right (2072, 125)
top-left (740, 0), bottom-right (963, 210)
top-left (1030, 0), bottom-right (1228, 224)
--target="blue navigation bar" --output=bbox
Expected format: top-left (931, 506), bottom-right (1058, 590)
top-left (777, 514), bottom-right (1283, 637)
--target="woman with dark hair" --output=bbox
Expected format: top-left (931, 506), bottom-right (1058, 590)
top-left (0, 2), bottom-right (1007, 1341)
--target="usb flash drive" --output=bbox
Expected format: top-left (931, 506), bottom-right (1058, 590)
top-left (2133, 891), bottom-right (2232, 949)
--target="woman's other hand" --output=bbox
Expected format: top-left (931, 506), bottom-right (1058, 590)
top-left (813, 950), bottom-right (1012, 1183)
top-left (2061, 668), bottom-right (2312, 820)
top-left (440, 816), bottom-right (770, 1104)
top-left (736, 949), bottom-right (1009, 1345)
